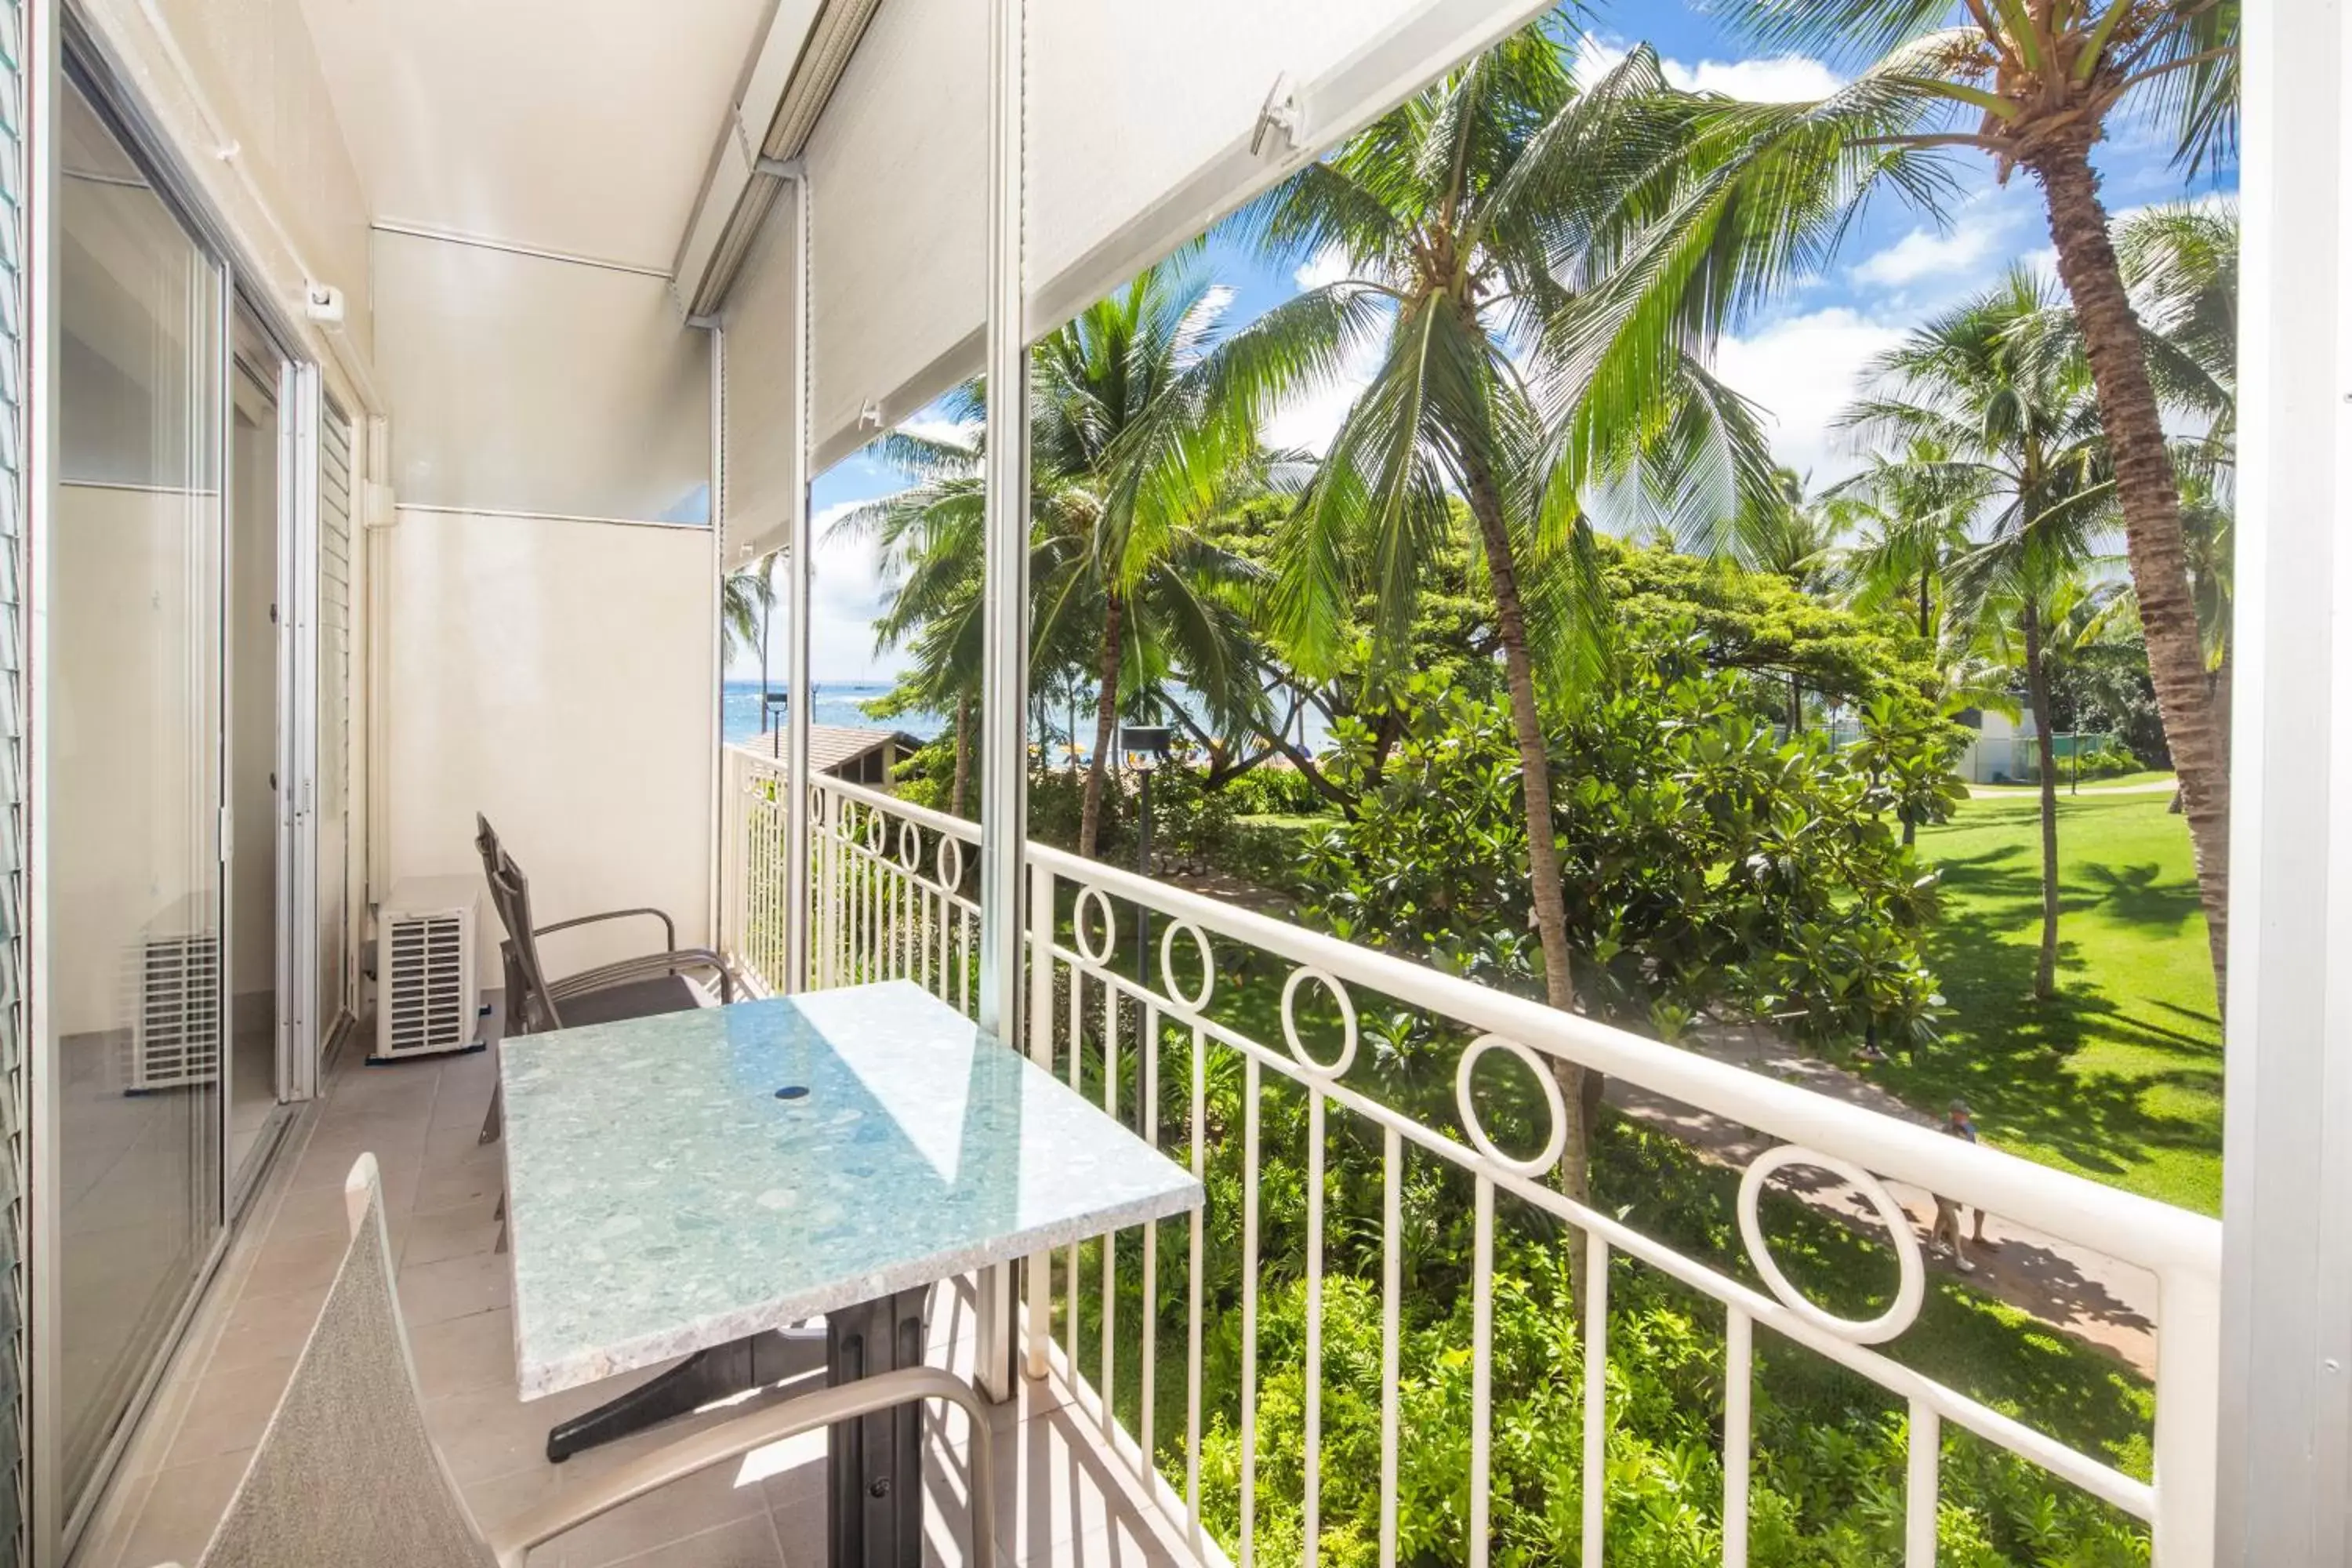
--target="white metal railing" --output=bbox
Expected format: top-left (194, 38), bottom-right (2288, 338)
top-left (720, 746), bottom-right (2223, 1566)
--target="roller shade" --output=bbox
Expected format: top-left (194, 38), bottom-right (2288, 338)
top-left (803, 0), bottom-right (986, 474)
top-left (721, 180), bottom-right (803, 564)
top-left (799, 0), bottom-right (1552, 474)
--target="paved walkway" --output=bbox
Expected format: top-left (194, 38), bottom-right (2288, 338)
top-left (1965, 780), bottom-right (2177, 800)
top-left (1603, 1029), bottom-right (2161, 1377)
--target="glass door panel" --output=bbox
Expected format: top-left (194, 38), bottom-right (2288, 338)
top-left (52, 71), bottom-right (226, 1510)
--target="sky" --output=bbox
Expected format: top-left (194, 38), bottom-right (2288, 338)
top-left (741, 1), bottom-right (2238, 687)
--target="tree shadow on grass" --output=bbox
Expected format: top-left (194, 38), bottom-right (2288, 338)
top-left (1896, 821), bottom-right (2221, 1202)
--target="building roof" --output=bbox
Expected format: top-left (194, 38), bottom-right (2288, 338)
top-left (737, 723), bottom-right (920, 775)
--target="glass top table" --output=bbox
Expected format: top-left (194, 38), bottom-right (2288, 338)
top-left (499, 978), bottom-right (1204, 1399)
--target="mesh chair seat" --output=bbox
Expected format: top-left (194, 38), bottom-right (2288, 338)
top-left (165, 1155), bottom-right (996, 1568)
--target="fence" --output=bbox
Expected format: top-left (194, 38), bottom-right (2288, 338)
top-left (719, 745), bottom-right (2221, 1567)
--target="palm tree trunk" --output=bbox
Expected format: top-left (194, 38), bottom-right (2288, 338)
top-left (1458, 451), bottom-right (1595, 1215)
top-left (2029, 140), bottom-right (2229, 1004)
top-left (952, 691), bottom-right (974, 819)
top-left (2023, 597), bottom-right (2061, 1001)
top-left (1787, 677), bottom-right (1803, 738)
top-left (1079, 592), bottom-right (1124, 859)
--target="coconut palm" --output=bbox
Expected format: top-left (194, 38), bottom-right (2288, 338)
top-left (1195, 30), bottom-right (1935, 1207)
top-left (1829, 439), bottom-right (1989, 652)
top-left (1029, 264), bottom-right (1271, 857)
top-left (1718, 0), bottom-right (2238, 999)
top-left (840, 268), bottom-right (1269, 852)
top-left (722, 551), bottom-right (780, 676)
top-left (1849, 270), bottom-right (2113, 999)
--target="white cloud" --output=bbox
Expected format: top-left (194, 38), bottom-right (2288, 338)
top-left (895, 415), bottom-right (978, 451)
top-left (1294, 246), bottom-right (1353, 291)
top-left (1852, 224), bottom-right (2002, 289)
top-left (727, 498), bottom-right (910, 684)
top-left (1713, 307), bottom-right (1907, 486)
top-left (1576, 38), bottom-right (1841, 103)
top-left (1665, 54), bottom-right (1843, 101)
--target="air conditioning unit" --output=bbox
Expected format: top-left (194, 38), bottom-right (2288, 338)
top-left (375, 875), bottom-right (485, 1062)
top-left (126, 895), bottom-right (222, 1094)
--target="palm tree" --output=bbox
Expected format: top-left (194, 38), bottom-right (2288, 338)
top-left (1829, 439), bottom-right (1988, 652)
top-left (1201, 31), bottom-right (1870, 1207)
top-left (1849, 270), bottom-right (2112, 999)
top-left (1719, 0), bottom-right (2238, 1000)
top-left (840, 267), bottom-right (1268, 852)
top-left (722, 551), bottom-right (779, 680)
top-left (1029, 264), bottom-right (1269, 857)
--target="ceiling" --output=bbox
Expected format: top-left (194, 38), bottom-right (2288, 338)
top-left (293, 0), bottom-right (787, 273)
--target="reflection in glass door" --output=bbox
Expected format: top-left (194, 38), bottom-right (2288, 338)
top-left (227, 322), bottom-right (289, 1194)
top-left (51, 71), bottom-right (226, 1512)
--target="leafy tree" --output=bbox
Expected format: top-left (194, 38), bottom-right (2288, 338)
top-left (1300, 617), bottom-right (1956, 1050)
top-left (1848, 270), bottom-right (2112, 999)
top-left (1715, 0), bottom-right (2239, 1002)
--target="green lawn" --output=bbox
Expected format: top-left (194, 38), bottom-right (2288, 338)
top-left (1895, 790), bottom-right (2223, 1214)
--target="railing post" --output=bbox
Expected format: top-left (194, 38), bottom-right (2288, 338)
top-left (717, 746), bottom-right (745, 960)
top-left (1024, 858), bottom-right (1055, 1382)
top-left (975, 0), bottom-right (1029, 1047)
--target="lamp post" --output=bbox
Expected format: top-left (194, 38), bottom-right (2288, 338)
top-left (1120, 724), bottom-right (1171, 978)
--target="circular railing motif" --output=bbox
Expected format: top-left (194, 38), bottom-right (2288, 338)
top-left (865, 808), bottom-right (887, 855)
top-left (830, 797), bottom-right (857, 840)
top-left (897, 820), bottom-right (922, 871)
top-left (1736, 1145), bottom-right (1926, 1345)
top-left (1158, 920), bottom-right (1215, 1013)
top-left (1279, 967), bottom-right (1357, 1078)
top-left (1454, 1034), bottom-right (1568, 1179)
top-left (935, 834), bottom-right (964, 890)
top-left (1072, 884), bottom-right (1119, 966)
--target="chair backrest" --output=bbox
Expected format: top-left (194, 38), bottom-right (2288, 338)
top-left (190, 1155), bottom-right (496, 1568)
top-left (474, 815), bottom-right (562, 1033)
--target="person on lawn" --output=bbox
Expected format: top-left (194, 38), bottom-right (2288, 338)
top-left (1937, 1099), bottom-right (1996, 1254)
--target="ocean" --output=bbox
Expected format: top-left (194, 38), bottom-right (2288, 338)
top-left (721, 681), bottom-right (943, 746)
top-left (720, 679), bottom-right (1332, 757)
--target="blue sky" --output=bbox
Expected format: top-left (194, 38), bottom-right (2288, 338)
top-left (756, 1), bottom-right (2236, 684)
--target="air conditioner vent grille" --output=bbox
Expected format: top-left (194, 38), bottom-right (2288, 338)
top-left (374, 877), bottom-right (482, 1061)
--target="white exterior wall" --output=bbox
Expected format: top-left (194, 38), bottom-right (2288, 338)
top-left (372, 228), bottom-right (717, 978)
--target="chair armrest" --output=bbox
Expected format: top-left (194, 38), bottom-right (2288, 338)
top-left (534, 906), bottom-right (677, 951)
top-left (546, 948), bottom-right (735, 1004)
top-left (481, 1367), bottom-right (994, 1568)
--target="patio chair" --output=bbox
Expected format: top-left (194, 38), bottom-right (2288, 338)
top-left (474, 813), bottom-right (735, 1145)
top-left (153, 1154), bottom-right (995, 1568)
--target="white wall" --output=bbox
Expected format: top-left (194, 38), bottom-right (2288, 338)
top-left (385, 509), bottom-right (714, 975)
top-left (372, 227), bottom-right (716, 982)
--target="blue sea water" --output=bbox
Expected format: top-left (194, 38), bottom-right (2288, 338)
top-left (720, 679), bottom-right (1332, 758)
top-left (721, 681), bottom-right (944, 746)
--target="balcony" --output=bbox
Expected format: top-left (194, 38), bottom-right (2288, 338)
top-left (711, 747), bottom-right (2223, 1567)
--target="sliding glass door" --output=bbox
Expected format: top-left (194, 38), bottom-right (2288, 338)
top-left (49, 68), bottom-right (226, 1512)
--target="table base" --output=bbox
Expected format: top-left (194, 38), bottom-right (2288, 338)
top-left (827, 1287), bottom-right (931, 1568)
top-left (539, 1288), bottom-right (934, 1568)
top-left (545, 1328), bottom-right (805, 1463)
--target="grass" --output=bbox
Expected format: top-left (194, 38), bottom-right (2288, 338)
top-left (1894, 789), bottom-right (2222, 1214)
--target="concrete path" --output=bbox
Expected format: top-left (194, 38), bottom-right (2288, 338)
top-left (1603, 1029), bottom-right (2161, 1377)
top-left (1965, 779), bottom-right (2178, 800)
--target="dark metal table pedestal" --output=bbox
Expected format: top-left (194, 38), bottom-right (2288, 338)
top-left (828, 1287), bottom-right (932, 1568)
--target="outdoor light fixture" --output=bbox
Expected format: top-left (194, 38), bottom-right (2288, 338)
top-left (1120, 726), bottom-right (1174, 975)
top-left (1120, 724), bottom-right (1171, 772)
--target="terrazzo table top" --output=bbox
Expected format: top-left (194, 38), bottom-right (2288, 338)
top-left (499, 980), bottom-right (1203, 1399)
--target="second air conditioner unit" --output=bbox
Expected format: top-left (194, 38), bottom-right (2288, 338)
top-left (374, 875), bottom-right (484, 1062)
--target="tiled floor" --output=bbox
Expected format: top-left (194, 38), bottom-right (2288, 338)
top-left (74, 1035), bottom-right (1200, 1568)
